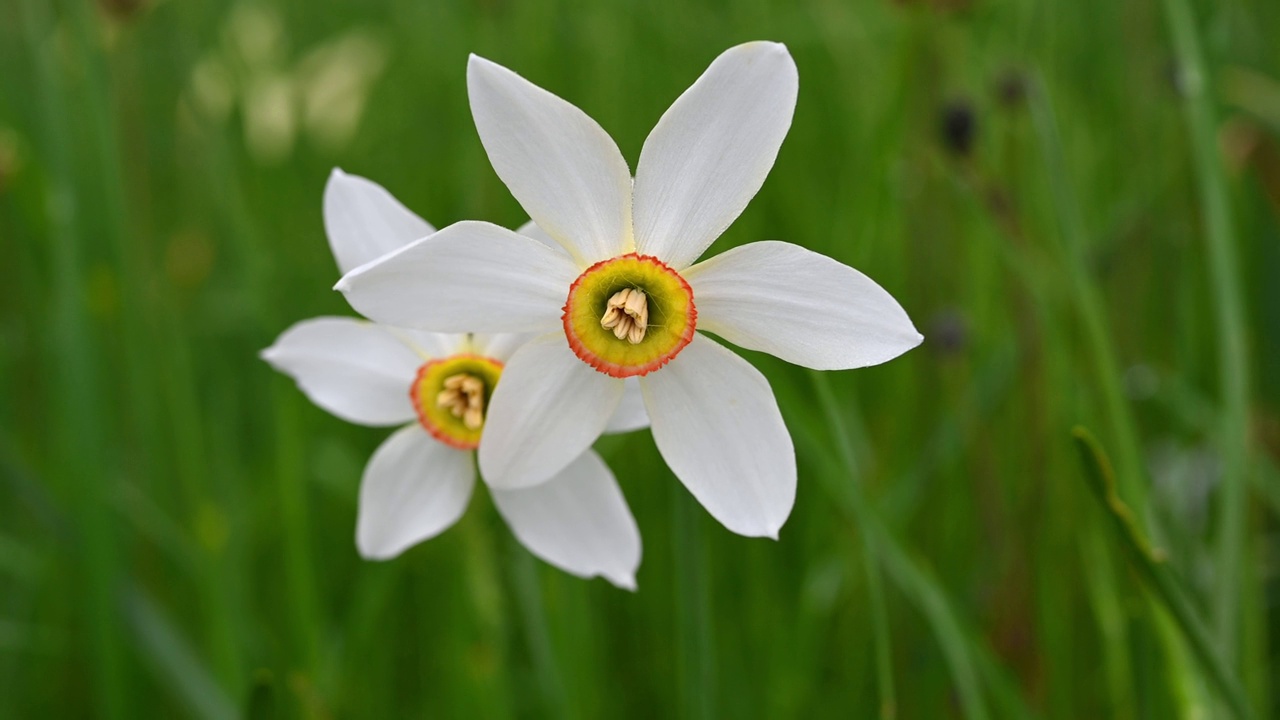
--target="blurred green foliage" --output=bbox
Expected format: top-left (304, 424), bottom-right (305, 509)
top-left (3, 0), bottom-right (1280, 717)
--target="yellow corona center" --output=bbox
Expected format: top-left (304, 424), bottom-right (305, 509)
top-left (562, 253), bottom-right (696, 377)
top-left (410, 354), bottom-right (504, 450)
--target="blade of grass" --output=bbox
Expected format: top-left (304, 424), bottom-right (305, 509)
top-left (809, 372), bottom-right (992, 720)
top-left (673, 485), bottom-right (715, 720)
top-left (1071, 427), bottom-right (1251, 720)
top-left (19, 0), bottom-right (130, 716)
top-left (124, 586), bottom-right (237, 720)
top-left (509, 540), bottom-right (572, 720)
top-left (1159, 0), bottom-right (1251, 666)
top-left (1026, 74), bottom-right (1147, 511)
top-left (809, 372), bottom-right (895, 719)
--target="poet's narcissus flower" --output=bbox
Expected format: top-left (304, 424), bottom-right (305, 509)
top-left (263, 170), bottom-right (645, 588)
top-left (338, 43), bottom-right (922, 538)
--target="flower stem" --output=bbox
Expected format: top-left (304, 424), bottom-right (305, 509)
top-left (673, 485), bottom-right (714, 720)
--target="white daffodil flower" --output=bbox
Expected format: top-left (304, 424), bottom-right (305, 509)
top-left (263, 169), bottom-right (645, 588)
top-left (337, 42), bottom-right (922, 539)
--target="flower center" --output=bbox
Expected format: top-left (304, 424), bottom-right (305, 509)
top-left (562, 253), bottom-right (696, 378)
top-left (410, 354), bottom-right (504, 450)
top-left (600, 287), bottom-right (648, 344)
top-left (437, 373), bottom-right (486, 430)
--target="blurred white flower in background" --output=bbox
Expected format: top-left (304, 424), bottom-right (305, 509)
top-left (184, 3), bottom-right (386, 163)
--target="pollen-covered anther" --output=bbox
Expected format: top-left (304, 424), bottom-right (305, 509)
top-left (601, 288), bottom-right (649, 344)
top-left (436, 373), bottom-right (487, 430)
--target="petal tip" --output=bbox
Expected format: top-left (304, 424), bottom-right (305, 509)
top-left (609, 573), bottom-right (638, 592)
top-left (356, 539), bottom-right (397, 562)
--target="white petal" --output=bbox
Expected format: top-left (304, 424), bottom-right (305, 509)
top-left (468, 55), bottom-right (632, 265)
top-left (633, 42), bottom-right (798, 269)
top-left (639, 333), bottom-right (795, 538)
top-left (685, 241), bottom-right (923, 370)
top-left (392, 329), bottom-right (466, 360)
top-left (261, 317), bottom-right (421, 427)
top-left (324, 168), bottom-right (435, 275)
top-left (514, 219), bottom-right (560, 252)
top-left (604, 378), bottom-right (649, 434)
top-left (478, 333), bottom-right (624, 489)
top-left (491, 450), bottom-right (641, 589)
top-left (356, 426), bottom-right (476, 559)
top-left (336, 221), bottom-right (578, 333)
top-left (469, 332), bottom-right (536, 363)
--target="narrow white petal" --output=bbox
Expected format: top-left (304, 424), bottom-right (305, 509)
top-left (515, 219), bottom-right (561, 252)
top-left (261, 317), bottom-right (420, 427)
top-left (324, 168), bottom-right (436, 275)
top-left (685, 241), bottom-right (923, 370)
top-left (336, 221), bottom-right (578, 333)
top-left (468, 55), bottom-right (632, 264)
top-left (356, 426), bottom-right (476, 559)
top-left (491, 450), bottom-right (641, 589)
top-left (469, 332), bottom-right (536, 363)
top-left (478, 334), bottom-right (624, 489)
top-left (633, 42), bottom-right (798, 269)
top-left (639, 334), bottom-right (795, 538)
top-left (604, 378), bottom-right (649, 434)
top-left (391, 330), bottom-right (467, 361)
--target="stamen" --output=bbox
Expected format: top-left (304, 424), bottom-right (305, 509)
top-left (601, 288), bottom-right (649, 344)
top-left (436, 372), bottom-right (487, 429)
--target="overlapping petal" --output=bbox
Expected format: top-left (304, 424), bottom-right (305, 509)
top-left (261, 317), bottom-right (422, 426)
top-left (468, 55), bottom-right (633, 265)
top-left (515, 219), bottom-right (560, 252)
top-left (324, 169), bottom-right (436, 275)
top-left (685, 241), bottom-right (923, 370)
top-left (633, 42), bottom-right (798, 269)
top-left (336, 221), bottom-right (578, 333)
top-left (356, 425), bottom-right (476, 560)
top-left (639, 334), bottom-right (795, 538)
top-left (491, 450), bottom-right (641, 589)
top-left (470, 332), bottom-right (537, 363)
top-left (479, 334), bottom-right (625, 489)
top-left (604, 378), bottom-right (649, 434)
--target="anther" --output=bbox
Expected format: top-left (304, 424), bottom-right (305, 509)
top-left (601, 288), bottom-right (648, 344)
top-left (437, 373), bottom-right (486, 429)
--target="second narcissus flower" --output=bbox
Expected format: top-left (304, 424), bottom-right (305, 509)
top-left (264, 169), bottom-right (645, 588)
top-left (338, 43), bottom-right (922, 538)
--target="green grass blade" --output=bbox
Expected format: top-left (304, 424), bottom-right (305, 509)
top-left (1159, 0), bottom-right (1252, 664)
top-left (124, 587), bottom-right (238, 720)
top-left (1072, 427), bottom-right (1252, 720)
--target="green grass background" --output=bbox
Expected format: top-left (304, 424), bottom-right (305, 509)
top-left (3, 0), bottom-right (1279, 717)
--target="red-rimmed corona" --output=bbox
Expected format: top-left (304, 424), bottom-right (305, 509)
top-left (410, 354), bottom-right (505, 449)
top-left (563, 253), bottom-right (696, 378)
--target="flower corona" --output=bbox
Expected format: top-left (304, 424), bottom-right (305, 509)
top-left (411, 354), bottom-right (504, 449)
top-left (562, 253), bottom-right (696, 378)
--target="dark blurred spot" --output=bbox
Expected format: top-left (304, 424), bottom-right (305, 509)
top-left (994, 70), bottom-right (1027, 109)
top-left (98, 0), bottom-right (148, 20)
top-left (927, 309), bottom-right (967, 356)
top-left (245, 669), bottom-right (275, 720)
top-left (940, 98), bottom-right (977, 157)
